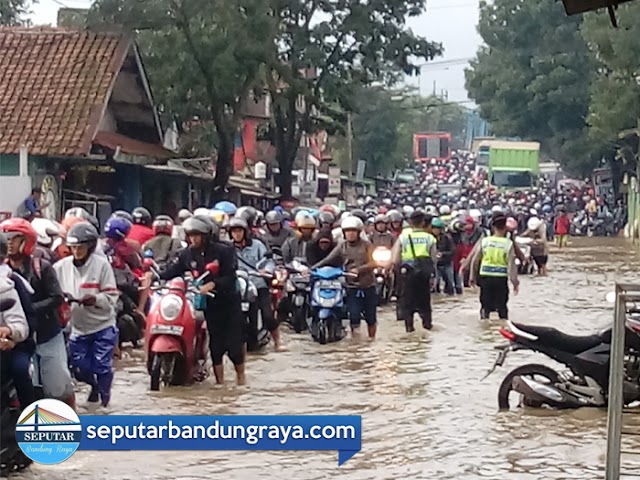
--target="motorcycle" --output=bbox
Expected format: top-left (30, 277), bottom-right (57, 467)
top-left (0, 298), bottom-right (33, 476)
top-left (372, 246), bottom-right (392, 305)
top-left (284, 258), bottom-right (311, 333)
top-left (514, 236), bottom-right (535, 275)
top-left (237, 269), bottom-right (270, 352)
top-left (144, 261), bottom-right (218, 391)
top-left (485, 317), bottom-right (640, 410)
top-left (308, 267), bottom-right (347, 344)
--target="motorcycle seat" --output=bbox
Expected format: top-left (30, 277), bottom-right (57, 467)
top-left (511, 322), bottom-right (603, 354)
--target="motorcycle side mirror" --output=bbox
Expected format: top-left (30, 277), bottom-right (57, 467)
top-left (205, 261), bottom-right (220, 276)
top-left (606, 291), bottom-right (616, 303)
top-left (144, 249), bottom-right (155, 258)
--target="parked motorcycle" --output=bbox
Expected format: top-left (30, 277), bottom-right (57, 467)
top-left (0, 298), bottom-right (33, 476)
top-left (309, 267), bottom-right (347, 344)
top-left (372, 246), bottom-right (392, 304)
top-left (285, 258), bottom-right (311, 333)
top-left (485, 317), bottom-right (640, 410)
top-left (514, 236), bottom-right (535, 275)
top-left (237, 269), bottom-right (270, 352)
top-left (144, 262), bottom-right (218, 391)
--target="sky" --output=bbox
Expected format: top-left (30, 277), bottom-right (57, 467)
top-left (28, 0), bottom-right (482, 104)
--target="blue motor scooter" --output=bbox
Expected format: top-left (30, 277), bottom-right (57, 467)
top-left (308, 266), bottom-right (347, 344)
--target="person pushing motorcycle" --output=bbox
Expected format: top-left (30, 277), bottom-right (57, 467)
top-left (158, 216), bottom-right (246, 385)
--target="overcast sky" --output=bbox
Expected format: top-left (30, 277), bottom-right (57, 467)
top-left (29, 0), bottom-right (482, 104)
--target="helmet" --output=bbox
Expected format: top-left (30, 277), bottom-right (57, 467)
top-left (214, 201), bottom-right (237, 216)
top-left (350, 209), bottom-right (367, 223)
top-left (296, 213), bottom-right (316, 229)
top-left (491, 205), bottom-right (503, 213)
top-left (194, 207), bottom-right (211, 217)
top-left (178, 209), bottom-right (192, 221)
top-left (236, 206), bottom-right (257, 227)
top-left (0, 218), bottom-right (38, 255)
top-left (31, 218), bottom-right (61, 247)
top-left (431, 218), bottom-right (445, 229)
top-left (66, 222), bottom-right (99, 246)
top-left (132, 207), bottom-right (152, 226)
top-left (534, 202), bottom-right (542, 210)
top-left (112, 210), bottom-right (134, 222)
top-left (228, 217), bottom-right (249, 231)
top-left (388, 210), bottom-right (403, 223)
top-left (183, 216), bottom-right (213, 235)
top-left (527, 217), bottom-right (542, 231)
top-left (61, 216), bottom-right (88, 233)
top-left (265, 210), bottom-right (283, 225)
top-left (402, 205), bottom-right (415, 216)
top-left (469, 209), bottom-right (482, 222)
top-left (506, 217), bottom-right (518, 232)
top-left (210, 210), bottom-right (228, 225)
top-left (64, 207), bottom-right (91, 220)
top-left (450, 219), bottom-right (464, 232)
top-left (104, 217), bottom-right (132, 240)
top-left (341, 216), bottom-right (364, 231)
top-left (152, 215), bottom-right (174, 236)
top-left (374, 214), bottom-right (388, 224)
top-left (439, 205), bottom-right (451, 215)
top-left (542, 204), bottom-right (552, 213)
top-left (318, 211), bottom-right (335, 227)
top-left (425, 205), bottom-right (437, 215)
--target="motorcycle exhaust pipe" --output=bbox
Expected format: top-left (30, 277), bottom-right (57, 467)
top-left (512, 376), bottom-right (583, 409)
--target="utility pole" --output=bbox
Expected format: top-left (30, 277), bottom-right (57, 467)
top-left (347, 111), bottom-right (353, 177)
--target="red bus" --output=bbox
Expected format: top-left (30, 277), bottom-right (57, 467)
top-left (413, 132), bottom-right (452, 163)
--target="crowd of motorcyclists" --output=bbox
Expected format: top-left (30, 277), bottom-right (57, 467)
top-left (0, 149), bottom-right (629, 468)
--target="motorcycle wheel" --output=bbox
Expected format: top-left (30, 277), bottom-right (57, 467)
top-left (293, 307), bottom-right (307, 334)
top-left (498, 364), bottom-right (560, 410)
top-left (317, 322), bottom-right (327, 345)
top-left (150, 354), bottom-right (161, 391)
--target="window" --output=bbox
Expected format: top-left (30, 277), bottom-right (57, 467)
top-left (491, 171), bottom-right (533, 188)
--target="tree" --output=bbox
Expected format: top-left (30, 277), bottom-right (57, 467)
top-left (465, 0), bottom-right (596, 174)
top-left (0, 0), bottom-right (32, 25)
top-left (89, 0), bottom-right (275, 196)
top-left (266, 0), bottom-right (442, 198)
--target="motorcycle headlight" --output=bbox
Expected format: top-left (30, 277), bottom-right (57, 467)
top-left (372, 247), bottom-right (392, 264)
top-left (160, 294), bottom-right (183, 321)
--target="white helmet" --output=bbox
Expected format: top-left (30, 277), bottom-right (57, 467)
top-left (534, 202), bottom-right (542, 210)
top-left (194, 207), bottom-right (210, 217)
top-left (296, 212), bottom-right (316, 229)
top-left (341, 216), bottom-right (364, 231)
top-left (529, 208), bottom-right (538, 216)
top-left (426, 205), bottom-right (437, 215)
top-left (491, 205), bottom-right (503, 213)
top-left (402, 205), bottom-right (415, 216)
top-left (508, 198), bottom-right (516, 205)
top-left (178, 209), bottom-right (192, 221)
top-left (31, 218), bottom-right (61, 246)
top-left (469, 199), bottom-right (477, 207)
top-left (439, 205), bottom-right (451, 215)
top-left (470, 209), bottom-right (482, 222)
top-left (527, 217), bottom-right (542, 231)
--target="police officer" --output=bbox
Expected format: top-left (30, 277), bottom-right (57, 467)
top-left (468, 212), bottom-right (519, 320)
top-left (392, 210), bottom-right (438, 332)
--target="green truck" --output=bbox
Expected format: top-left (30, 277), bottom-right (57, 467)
top-left (488, 141), bottom-right (540, 190)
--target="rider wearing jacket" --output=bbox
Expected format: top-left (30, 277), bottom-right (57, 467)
top-left (259, 210), bottom-right (295, 256)
top-left (1, 218), bottom-right (75, 408)
top-left (159, 215), bottom-right (246, 385)
top-left (369, 214), bottom-right (395, 249)
top-left (128, 207), bottom-right (155, 246)
top-left (143, 215), bottom-right (183, 266)
top-left (229, 218), bottom-right (280, 351)
top-left (282, 213), bottom-right (316, 264)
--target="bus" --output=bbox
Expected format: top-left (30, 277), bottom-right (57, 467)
top-left (413, 132), bottom-right (451, 163)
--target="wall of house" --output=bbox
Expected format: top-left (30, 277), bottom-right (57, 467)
top-left (98, 107), bottom-right (118, 133)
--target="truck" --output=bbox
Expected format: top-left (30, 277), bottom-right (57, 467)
top-left (488, 141), bottom-right (540, 190)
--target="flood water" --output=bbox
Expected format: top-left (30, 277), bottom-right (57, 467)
top-left (19, 238), bottom-right (640, 480)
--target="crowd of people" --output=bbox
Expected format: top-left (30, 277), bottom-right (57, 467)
top-left (0, 150), bottom-right (626, 417)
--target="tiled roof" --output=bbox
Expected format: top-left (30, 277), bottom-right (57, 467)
top-left (0, 28), bottom-right (130, 157)
top-left (93, 131), bottom-right (173, 159)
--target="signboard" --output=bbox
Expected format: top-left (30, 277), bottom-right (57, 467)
top-left (355, 160), bottom-right (366, 181)
top-left (593, 167), bottom-right (614, 205)
top-left (40, 174), bottom-right (59, 220)
top-left (328, 166), bottom-right (341, 195)
top-left (413, 132), bottom-right (452, 163)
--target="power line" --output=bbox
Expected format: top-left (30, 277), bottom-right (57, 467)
top-left (417, 57), bottom-right (475, 68)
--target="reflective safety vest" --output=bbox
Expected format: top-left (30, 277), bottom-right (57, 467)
top-left (400, 231), bottom-right (436, 262)
top-left (479, 236), bottom-right (511, 277)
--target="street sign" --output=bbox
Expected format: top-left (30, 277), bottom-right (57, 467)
top-left (328, 166), bottom-right (341, 195)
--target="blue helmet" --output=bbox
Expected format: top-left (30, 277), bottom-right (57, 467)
top-left (542, 204), bottom-right (552, 213)
top-left (104, 217), bottom-right (132, 240)
top-left (214, 201), bottom-right (237, 216)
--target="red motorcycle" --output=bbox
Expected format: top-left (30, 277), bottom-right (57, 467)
top-left (144, 261), bottom-right (218, 391)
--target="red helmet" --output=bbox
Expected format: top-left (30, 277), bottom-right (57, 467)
top-left (0, 217), bottom-right (38, 255)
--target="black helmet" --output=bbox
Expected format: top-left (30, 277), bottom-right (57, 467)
top-left (112, 210), bottom-right (134, 223)
top-left (132, 207), bottom-right (152, 226)
top-left (318, 211), bottom-right (335, 226)
top-left (0, 232), bottom-right (7, 260)
top-left (265, 210), bottom-right (282, 225)
top-left (183, 216), bottom-right (213, 235)
top-left (350, 209), bottom-right (367, 223)
top-left (66, 222), bottom-right (99, 247)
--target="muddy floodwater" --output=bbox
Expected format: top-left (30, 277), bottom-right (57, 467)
top-left (18, 238), bottom-right (640, 480)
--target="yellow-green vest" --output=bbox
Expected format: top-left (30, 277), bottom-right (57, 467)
top-left (479, 236), bottom-right (511, 277)
top-left (400, 230), bottom-right (436, 262)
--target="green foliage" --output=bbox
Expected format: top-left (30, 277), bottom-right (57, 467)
top-left (89, 0), bottom-right (275, 192)
top-left (267, 0), bottom-right (442, 197)
top-left (0, 0), bottom-right (32, 25)
top-left (465, 0), bottom-right (596, 174)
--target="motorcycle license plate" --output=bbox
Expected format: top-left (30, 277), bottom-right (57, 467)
top-left (150, 324), bottom-right (184, 336)
top-left (241, 302), bottom-right (250, 312)
top-left (294, 295), bottom-right (305, 307)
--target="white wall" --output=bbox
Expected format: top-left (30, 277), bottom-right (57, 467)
top-left (0, 176), bottom-right (32, 216)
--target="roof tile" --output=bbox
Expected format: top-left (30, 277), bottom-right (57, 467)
top-left (0, 28), bottom-right (128, 157)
